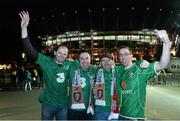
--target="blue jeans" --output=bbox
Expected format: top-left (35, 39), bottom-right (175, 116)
top-left (41, 103), bottom-right (67, 120)
top-left (95, 108), bottom-right (110, 120)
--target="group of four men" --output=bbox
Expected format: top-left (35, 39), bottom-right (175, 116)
top-left (19, 11), bottom-right (171, 120)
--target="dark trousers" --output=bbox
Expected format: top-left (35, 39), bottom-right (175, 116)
top-left (68, 109), bottom-right (94, 120)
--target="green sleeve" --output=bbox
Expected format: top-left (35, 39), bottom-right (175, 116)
top-left (134, 59), bottom-right (144, 67)
top-left (70, 60), bottom-right (79, 66)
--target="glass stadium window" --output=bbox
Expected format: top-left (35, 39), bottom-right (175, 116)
top-left (46, 40), bottom-right (53, 46)
top-left (70, 37), bottom-right (79, 41)
top-left (92, 36), bottom-right (103, 40)
top-left (104, 36), bottom-right (116, 40)
top-left (117, 35), bottom-right (128, 41)
top-left (144, 36), bottom-right (150, 42)
top-left (131, 35), bottom-right (140, 41)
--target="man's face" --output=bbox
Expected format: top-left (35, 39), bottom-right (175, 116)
top-left (119, 48), bottom-right (133, 67)
top-left (79, 52), bottom-right (91, 70)
top-left (101, 57), bottom-right (113, 71)
top-left (54, 46), bottom-right (68, 64)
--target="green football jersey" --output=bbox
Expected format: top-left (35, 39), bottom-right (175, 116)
top-left (69, 64), bottom-right (97, 110)
top-left (36, 53), bottom-right (76, 106)
top-left (119, 62), bottom-right (159, 119)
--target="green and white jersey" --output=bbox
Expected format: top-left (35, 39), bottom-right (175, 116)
top-left (95, 66), bottom-right (123, 112)
top-left (36, 53), bottom-right (76, 106)
top-left (119, 62), bottom-right (160, 119)
top-left (69, 64), bottom-right (97, 110)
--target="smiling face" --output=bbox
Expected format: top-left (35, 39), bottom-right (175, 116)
top-left (119, 47), bottom-right (133, 67)
top-left (101, 57), bottom-right (113, 71)
top-left (54, 46), bottom-right (68, 64)
top-left (79, 52), bottom-right (91, 71)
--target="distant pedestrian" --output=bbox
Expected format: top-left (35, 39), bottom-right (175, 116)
top-left (24, 69), bottom-right (32, 91)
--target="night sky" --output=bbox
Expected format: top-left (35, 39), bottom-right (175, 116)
top-left (0, 0), bottom-right (179, 63)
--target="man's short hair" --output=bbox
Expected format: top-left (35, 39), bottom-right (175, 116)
top-left (101, 54), bottom-right (113, 60)
top-left (119, 45), bottom-right (132, 53)
top-left (78, 50), bottom-right (91, 60)
top-left (54, 44), bottom-right (68, 52)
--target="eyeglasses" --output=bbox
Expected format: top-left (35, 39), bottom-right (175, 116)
top-left (101, 58), bottom-right (113, 63)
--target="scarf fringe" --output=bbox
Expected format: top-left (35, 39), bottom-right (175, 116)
top-left (71, 103), bottom-right (86, 109)
top-left (95, 99), bottom-right (106, 106)
top-left (87, 106), bottom-right (94, 115)
top-left (108, 112), bottom-right (119, 120)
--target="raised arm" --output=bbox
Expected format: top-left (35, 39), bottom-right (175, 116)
top-left (155, 30), bottom-right (171, 72)
top-left (19, 11), bottom-right (38, 60)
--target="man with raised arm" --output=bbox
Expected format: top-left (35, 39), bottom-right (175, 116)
top-left (19, 11), bottom-right (76, 120)
top-left (117, 30), bottom-right (171, 120)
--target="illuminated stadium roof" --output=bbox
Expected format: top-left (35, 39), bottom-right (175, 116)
top-left (40, 29), bottom-right (158, 46)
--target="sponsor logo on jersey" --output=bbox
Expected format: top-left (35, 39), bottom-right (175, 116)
top-left (121, 90), bottom-right (132, 94)
top-left (56, 73), bottom-right (65, 83)
top-left (80, 77), bottom-right (86, 88)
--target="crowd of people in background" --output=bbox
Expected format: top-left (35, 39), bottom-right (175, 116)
top-left (0, 66), bottom-right (44, 91)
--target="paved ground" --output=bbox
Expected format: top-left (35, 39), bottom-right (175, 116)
top-left (0, 88), bottom-right (40, 120)
top-left (146, 85), bottom-right (180, 120)
top-left (0, 86), bottom-right (180, 120)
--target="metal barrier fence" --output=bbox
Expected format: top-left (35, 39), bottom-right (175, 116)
top-left (148, 73), bottom-right (180, 87)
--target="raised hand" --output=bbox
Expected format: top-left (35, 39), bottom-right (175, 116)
top-left (155, 30), bottom-right (171, 72)
top-left (155, 30), bottom-right (171, 43)
top-left (19, 11), bottom-right (30, 28)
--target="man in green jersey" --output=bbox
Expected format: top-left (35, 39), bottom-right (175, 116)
top-left (68, 51), bottom-right (97, 120)
top-left (94, 54), bottom-right (123, 120)
top-left (118, 30), bottom-right (171, 120)
top-left (19, 11), bottom-right (76, 120)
